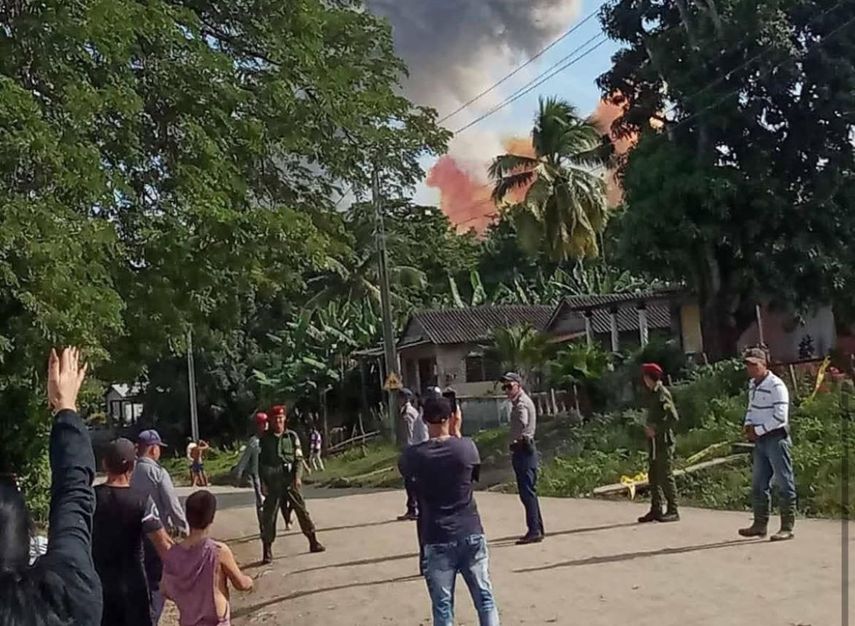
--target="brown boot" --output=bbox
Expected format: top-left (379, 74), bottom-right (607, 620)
top-left (308, 533), bottom-right (326, 553)
top-left (738, 518), bottom-right (768, 538)
top-left (770, 505), bottom-right (795, 542)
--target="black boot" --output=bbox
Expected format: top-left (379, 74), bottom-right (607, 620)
top-left (771, 503), bottom-right (795, 542)
top-left (638, 508), bottom-right (662, 523)
top-left (262, 542), bottom-right (273, 564)
top-left (660, 507), bottom-right (680, 523)
top-left (308, 533), bottom-right (326, 553)
top-left (738, 518), bottom-right (768, 538)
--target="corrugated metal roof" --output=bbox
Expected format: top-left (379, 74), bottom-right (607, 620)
top-left (401, 305), bottom-right (554, 346)
top-left (587, 301), bottom-right (672, 334)
top-left (560, 288), bottom-right (683, 311)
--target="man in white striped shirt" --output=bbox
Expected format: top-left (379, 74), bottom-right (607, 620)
top-left (738, 347), bottom-right (797, 542)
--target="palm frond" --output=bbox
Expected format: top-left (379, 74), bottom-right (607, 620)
top-left (491, 170), bottom-right (535, 203)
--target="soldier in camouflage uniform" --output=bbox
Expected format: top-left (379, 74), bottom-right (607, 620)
top-left (638, 363), bottom-right (680, 523)
top-left (259, 404), bottom-right (325, 564)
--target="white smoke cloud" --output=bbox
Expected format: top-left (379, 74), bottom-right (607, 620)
top-left (365, 0), bottom-right (583, 121)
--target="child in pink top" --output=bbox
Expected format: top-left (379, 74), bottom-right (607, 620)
top-left (162, 491), bottom-right (253, 626)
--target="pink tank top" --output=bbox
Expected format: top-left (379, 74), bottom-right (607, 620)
top-left (162, 538), bottom-right (230, 626)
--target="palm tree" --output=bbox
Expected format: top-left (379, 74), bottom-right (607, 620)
top-left (489, 97), bottom-right (610, 262)
top-left (306, 210), bottom-right (426, 311)
top-left (490, 324), bottom-right (552, 384)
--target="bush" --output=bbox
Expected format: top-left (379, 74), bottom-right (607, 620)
top-left (19, 446), bottom-right (51, 526)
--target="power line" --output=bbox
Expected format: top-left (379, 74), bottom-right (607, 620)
top-left (437, 5), bottom-right (606, 124)
top-left (454, 33), bottom-right (609, 135)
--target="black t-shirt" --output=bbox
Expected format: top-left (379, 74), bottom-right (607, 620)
top-left (401, 437), bottom-right (484, 544)
top-left (93, 485), bottom-right (162, 581)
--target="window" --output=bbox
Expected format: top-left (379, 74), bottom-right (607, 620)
top-left (465, 353), bottom-right (502, 383)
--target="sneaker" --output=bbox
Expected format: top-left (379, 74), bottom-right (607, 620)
top-left (659, 511), bottom-right (680, 523)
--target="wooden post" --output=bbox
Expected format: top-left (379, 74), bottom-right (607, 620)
top-left (610, 308), bottom-right (620, 352)
top-left (584, 311), bottom-right (594, 347)
top-left (638, 303), bottom-right (649, 347)
top-left (788, 364), bottom-right (800, 400)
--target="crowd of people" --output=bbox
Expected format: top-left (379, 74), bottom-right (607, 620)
top-left (0, 348), bottom-right (256, 626)
top-left (395, 347), bottom-right (796, 625)
top-left (0, 345), bottom-right (797, 626)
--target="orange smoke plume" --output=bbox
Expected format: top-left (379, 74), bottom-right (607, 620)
top-left (425, 156), bottom-right (495, 233)
top-left (427, 136), bottom-right (534, 234)
top-left (428, 101), bottom-right (636, 231)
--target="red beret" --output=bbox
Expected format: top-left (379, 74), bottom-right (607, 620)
top-left (270, 405), bottom-right (286, 416)
top-left (641, 363), bottom-right (664, 377)
top-left (254, 412), bottom-right (268, 425)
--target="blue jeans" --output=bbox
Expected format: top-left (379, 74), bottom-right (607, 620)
top-left (752, 431), bottom-right (797, 518)
top-left (512, 448), bottom-right (544, 537)
top-left (422, 534), bottom-right (500, 626)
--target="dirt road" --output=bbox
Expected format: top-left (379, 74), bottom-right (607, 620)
top-left (173, 485), bottom-right (851, 626)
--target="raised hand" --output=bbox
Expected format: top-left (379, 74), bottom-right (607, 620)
top-left (47, 347), bottom-right (88, 413)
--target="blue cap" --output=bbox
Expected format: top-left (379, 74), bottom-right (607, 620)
top-left (138, 429), bottom-right (168, 447)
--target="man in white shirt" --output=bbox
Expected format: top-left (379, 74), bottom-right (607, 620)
top-left (738, 348), bottom-right (797, 542)
top-left (397, 388), bottom-right (429, 521)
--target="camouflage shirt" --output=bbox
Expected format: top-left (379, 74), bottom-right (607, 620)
top-left (645, 381), bottom-right (679, 437)
top-left (259, 429), bottom-right (303, 481)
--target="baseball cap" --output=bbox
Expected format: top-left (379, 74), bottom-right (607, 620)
top-left (399, 388), bottom-right (415, 400)
top-left (743, 347), bottom-right (768, 366)
top-left (138, 429), bottom-right (167, 447)
top-left (422, 397), bottom-right (452, 424)
top-left (500, 372), bottom-right (522, 384)
top-left (423, 386), bottom-right (443, 400)
top-left (104, 438), bottom-right (137, 474)
top-left (254, 412), bottom-right (269, 425)
top-left (270, 404), bottom-right (286, 416)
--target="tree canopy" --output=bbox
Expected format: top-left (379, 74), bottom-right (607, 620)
top-left (0, 0), bottom-right (448, 470)
top-left (599, 0), bottom-right (855, 357)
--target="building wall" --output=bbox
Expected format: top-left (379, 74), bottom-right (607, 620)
top-left (738, 305), bottom-right (836, 362)
top-left (680, 303), bottom-right (704, 354)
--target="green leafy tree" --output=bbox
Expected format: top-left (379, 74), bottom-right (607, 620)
top-left (490, 325), bottom-right (552, 384)
top-left (599, 0), bottom-right (855, 358)
top-left (489, 97), bottom-right (610, 262)
top-left (0, 0), bottom-right (448, 472)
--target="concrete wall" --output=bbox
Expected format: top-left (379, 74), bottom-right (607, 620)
top-left (738, 305), bottom-right (836, 362)
top-left (680, 303), bottom-right (704, 354)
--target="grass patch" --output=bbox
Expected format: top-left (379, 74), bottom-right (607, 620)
top-left (162, 447), bottom-right (242, 487)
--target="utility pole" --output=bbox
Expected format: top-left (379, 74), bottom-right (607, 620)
top-left (372, 167), bottom-right (400, 443)
top-left (186, 329), bottom-right (200, 442)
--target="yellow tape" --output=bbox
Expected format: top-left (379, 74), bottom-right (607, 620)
top-left (808, 356), bottom-right (831, 402)
top-left (619, 471), bottom-right (649, 500)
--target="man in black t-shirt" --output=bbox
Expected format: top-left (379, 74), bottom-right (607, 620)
top-left (93, 439), bottom-right (173, 626)
top-left (400, 397), bottom-right (500, 626)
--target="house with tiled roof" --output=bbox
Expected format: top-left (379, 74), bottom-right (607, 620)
top-left (396, 304), bottom-right (554, 397)
top-left (386, 289), bottom-right (705, 397)
top-left (545, 288), bottom-right (704, 355)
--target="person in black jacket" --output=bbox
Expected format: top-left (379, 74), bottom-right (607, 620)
top-left (0, 347), bottom-right (103, 626)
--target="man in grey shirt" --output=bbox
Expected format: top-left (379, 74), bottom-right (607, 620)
top-left (397, 388), bottom-right (429, 521)
top-left (502, 372), bottom-right (544, 544)
top-left (130, 429), bottom-right (188, 625)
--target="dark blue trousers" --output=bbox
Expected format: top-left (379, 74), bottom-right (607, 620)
top-left (512, 446), bottom-right (544, 537)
